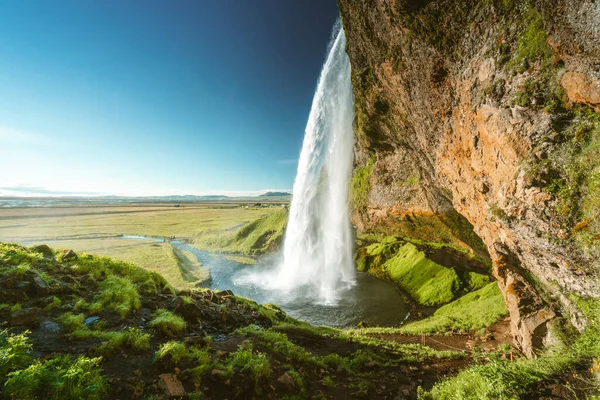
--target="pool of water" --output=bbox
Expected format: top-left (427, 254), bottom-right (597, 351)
top-left (120, 236), bottom-right (410, 328)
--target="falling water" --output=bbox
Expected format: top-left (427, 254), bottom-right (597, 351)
top-left (275, 21), bottom-right (355, 304)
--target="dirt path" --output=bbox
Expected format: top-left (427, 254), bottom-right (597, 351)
top-left (368, 319), bottom-right (514, 354)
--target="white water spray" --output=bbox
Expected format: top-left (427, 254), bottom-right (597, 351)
top-left (275, 21), bottom-right (355, 304)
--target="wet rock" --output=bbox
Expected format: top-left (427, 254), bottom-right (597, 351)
top-left (85, 316), bottom-right (100, 326)
top-left (32, 244), bottom-right (54, 258)
top-left (10, 307), bottom-right (40, 327)
top-left (61, 249), bottom-right (78, 262)
top-left (32, 276), bottom-right (49, 295)
top-left (158, 373), bottom-right (185, 397)
top-left (40, 320), bottom-right (62, 334)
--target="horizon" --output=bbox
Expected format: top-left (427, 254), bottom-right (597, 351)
top-left (0, 186), bottom-right (292, 198)
top-left (0, 1), bottom-right (340, 196)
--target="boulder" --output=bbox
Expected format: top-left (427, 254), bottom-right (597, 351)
top-left (157, 373), bottom-right (185, 397)
top-left (10, 307), bottom-right (40, 327)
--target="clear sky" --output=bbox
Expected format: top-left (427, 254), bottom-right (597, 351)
top-left (0, 1), bottom-right (341, 197)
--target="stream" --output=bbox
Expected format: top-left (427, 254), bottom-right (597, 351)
top-left (121, 236), bottom-right (410, 328)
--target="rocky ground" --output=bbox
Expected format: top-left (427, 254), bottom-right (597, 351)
top-left (0, 242), bottom-right (500, 400)
top-left (1, 243), bottom-right (598, 399)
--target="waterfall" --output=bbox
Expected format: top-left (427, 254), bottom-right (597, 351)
top-left (275, 21), bottom-right (355, 305)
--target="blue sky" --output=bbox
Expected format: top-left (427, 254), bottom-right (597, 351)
top-left (0, 1), bottom-right (340, 196)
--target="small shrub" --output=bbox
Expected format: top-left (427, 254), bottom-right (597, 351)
top-left (4, 354), bottom-right (107, 400)
top-left (149, 309), bottom-right (187, 337)
top-left (0, 330), bottom-right (33, 383)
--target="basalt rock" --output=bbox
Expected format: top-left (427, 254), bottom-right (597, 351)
top-left (339, 0), bottom-right (600, 356)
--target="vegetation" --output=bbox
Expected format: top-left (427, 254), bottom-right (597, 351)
top-left (224, 255), bottom-right (257, 265)
top-left (149, 309), bottom-right (187, 337)
top-left (399, 282), bottom-right (507, 334)
top-left (0, 204), bottom-right (279, 290)
top-left (0, 331), bottom-right (106, 400)
top-left (358, 239), bottom-right (463, 306)
top-left (351, 156), bottom-right (375, 210)
top-left (192, 210), bottom-right (288, 255)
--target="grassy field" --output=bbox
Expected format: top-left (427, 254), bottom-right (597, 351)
top-left (0, 203), bottom-right (283, 289)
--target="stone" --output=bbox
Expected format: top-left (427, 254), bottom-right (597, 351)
top-left (277, 372), bottom-right (295, 389)
top-left (85, 316), bottom-right (100, 326)
top-left (32, 276), bottom-right (49, 295)
top-left (61, 249), bottom-right (78, 262)
top-left (40, 320), bottom-right (62, 334)
top-left (561, 71), bottom-right (600, 112)
top-left (10, 307), bottom-right (41, 327)
top-left (157, 373), bottom-right (185, 397)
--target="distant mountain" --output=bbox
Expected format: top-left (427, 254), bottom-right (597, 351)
top-left (262, 192), bottom-right (291, 197)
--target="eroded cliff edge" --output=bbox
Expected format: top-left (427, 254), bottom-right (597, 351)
top-left (339, 0), bottom-right (600, 357)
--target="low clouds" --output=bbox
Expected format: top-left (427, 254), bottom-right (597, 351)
top-left (0, 126), bottom-right (49, 145)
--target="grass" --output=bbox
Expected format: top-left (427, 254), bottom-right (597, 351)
top-left (192, 210), bottom-right (288, 255)
top-left (70, 328), bottom-right (150, 356)
top-left (89, 275), bottom-right (141, 319)
top-left (0, 204), bottom-right (279, 289)
top-left (465, 271), bottom-right (491, 291)
top-left (399, 282), bottom-right (508, 334)
top-left (4, 354), bottom-right (107, 400)
top-left (55, 312), bottom-right (86, 332)
top-left (229, 342), bottom-right (271, 390)
top-left (235, 326), bottom-right (313, 362)
top-left (0, 330), bottom-right (107, 400)
top-left (224, 255), bottom-right (257, 265)
top-left (420, 295), bottom-right (600, 399)
top-left (383, 243), bottom-right (461, 306)
top-left (149, 309), bottom-right (187, 337)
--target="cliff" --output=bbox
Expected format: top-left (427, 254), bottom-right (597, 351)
top-left (339, 0), bottom-right (600, 357)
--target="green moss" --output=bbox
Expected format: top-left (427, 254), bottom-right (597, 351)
top-left (193, 211), bottom-right (288, 255)
top-left (351, 156), bottom-right (375, 210)
top-left (154, 341), bottom-right (190, 365)
top-left (383, 243), bottom-right (461, 306)
top-left (399, 282), bottom-right (508, 335)
top-left (229, 342), bottom-right (271, 392)
top-left (509, 5), bottom-right (554, 71)
top-left (90, 275), bottom-right (141, 319)
top-left (55, 312), bottom-right (86, 333)
top-left (149, 309), bottom-right (187, 337)
top-left (465, 271), bottom-right (491, 291)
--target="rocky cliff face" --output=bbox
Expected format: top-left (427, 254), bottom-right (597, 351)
top-left (339, 0), bottom-right (600, 357)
